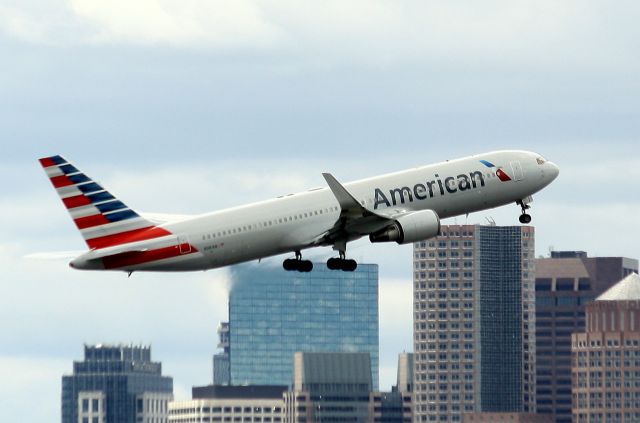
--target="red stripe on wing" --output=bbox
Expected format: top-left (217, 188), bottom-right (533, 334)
top-left (87, 226), bottom-right (172, 249)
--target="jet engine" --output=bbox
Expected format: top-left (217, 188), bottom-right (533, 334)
top-left (369, 210), bottom-right (441, 244)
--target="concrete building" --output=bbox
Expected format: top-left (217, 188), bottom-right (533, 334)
top-left (228, 263), bottom-right (379, 389)
top-left (62, 344), bottom-right (173, 423)
top-left (572, 273), bottom-right (640, 423)
top-left (463, 413), bottom-right (552, 422)
top-left (369, 353), bottom-right (414, 423)
top-left (284, 352), bottom-right (373, 423)
top-left (413, 224), bottom-right (536, 422)
top-left (370, 391), bottom-right (412, 423)
top-left (535, 252), bottom-right (638, 422)
top-left (395, 352), bottom-right (414, 394)
top-left (171, 352), bottom-right (412, 423)
top-left (169, 385), bottom-right (287, 423)
top-left (213, 322), bottom-right (230, 385)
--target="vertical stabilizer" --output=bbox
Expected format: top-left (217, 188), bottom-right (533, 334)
top-left (39, 155), bottom-right (171, 249)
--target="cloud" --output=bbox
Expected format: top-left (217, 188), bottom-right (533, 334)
top-left (0, 356), bottom-right (69, 421)
top-left (1, 0), bottom-right (638, 72)
top-left (68, 0), bottom-right (285, 48)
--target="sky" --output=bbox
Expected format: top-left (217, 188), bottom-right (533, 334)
top-left (1, 1), bottom-right (639, 421)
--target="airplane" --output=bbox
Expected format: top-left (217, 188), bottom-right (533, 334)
top-left (39, 150), bottom-right (559, 274)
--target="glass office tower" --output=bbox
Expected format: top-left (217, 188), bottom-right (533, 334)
top-left (228, 263), bottom-right (379, 389)
top-left (61, 344), bottom-right (173, 423)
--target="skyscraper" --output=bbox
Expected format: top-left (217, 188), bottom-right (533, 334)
top-left (572, 273), bottom-right (640, 422)
top-left (285, 352), bottom-right (373, 423)
top-left (61, 344), bottom-right (173, 423)
top-left (228, 262), bottom-right (379, 389)
top-left (213, 322), bottom-right (230, 385)
top-left (413, 224), bottom-right (536, 422)
top-left (535, 252), bottom-right (638, 422)
top-left (396, 352), bottom-right (414, 394)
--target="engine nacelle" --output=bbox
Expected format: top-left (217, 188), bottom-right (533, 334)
top-left (369, 210), bottom-right (441, 244)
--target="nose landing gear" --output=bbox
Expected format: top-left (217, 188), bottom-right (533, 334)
top-left (517, 198), bottom-right (532, 224)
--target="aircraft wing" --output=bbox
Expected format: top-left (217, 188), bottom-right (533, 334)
top-left (315, 173), bottom-right (397, 246)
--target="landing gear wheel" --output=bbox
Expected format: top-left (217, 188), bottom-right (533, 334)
top-left (327, 257), bottom-right (341, 270)
top-left (299, 260), bottom-right (313, 273)
top-left (516, 198), bottom-right (532, 224)
top-left (283, 258), bottom-right (298, 271)
top-left (519, 213), bottom-right (532, 224)
top-left (283, 252), bottom-right (313, 273)
top-left (343, 259), bottom-right (357, 272)
top-left (326, 257), bottom-right (358, 272)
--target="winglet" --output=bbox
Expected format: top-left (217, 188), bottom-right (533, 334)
top-left (322, 173), bottom-right (366, 213)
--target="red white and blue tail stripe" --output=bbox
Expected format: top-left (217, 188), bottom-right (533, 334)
top-left (39, 155), bottom-right (172, 250)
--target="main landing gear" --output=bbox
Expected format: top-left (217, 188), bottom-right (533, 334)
top-left (517, 199), bottom-right (532, 224)
top-left (326, 251), bottom-right (358, 272)
top-left (283, 251), bottom-right (313, 273)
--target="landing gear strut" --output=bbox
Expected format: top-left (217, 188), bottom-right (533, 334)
top-left (326, 249), bottom-right (358, 272)
top-left (517, 199), bottom-right (532, 224)
top-left (283, 251), bottom-right (313, 273)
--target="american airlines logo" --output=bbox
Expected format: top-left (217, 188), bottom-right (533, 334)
top-left (374, 169), bottom-right (487, 210)
top-left (479, 159), bottom-right (512, 182)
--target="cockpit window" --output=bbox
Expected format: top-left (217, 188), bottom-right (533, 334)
top-left (536, 156), bottom-right (546, 165)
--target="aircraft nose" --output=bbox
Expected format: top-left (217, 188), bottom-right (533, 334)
top-left (546, 161), bottom-right (560, 180)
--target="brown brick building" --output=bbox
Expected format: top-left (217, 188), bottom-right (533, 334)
top-left (534, 252), bottom-right (637, 422)
top-left (572, 273), bottom-right (640, 422)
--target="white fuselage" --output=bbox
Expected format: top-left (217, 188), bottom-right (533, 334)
top-left (71, 150), bottom-right (559, 272)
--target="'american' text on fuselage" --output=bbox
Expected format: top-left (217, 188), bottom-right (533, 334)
top-left (374, 171), bottom-right (486, 209)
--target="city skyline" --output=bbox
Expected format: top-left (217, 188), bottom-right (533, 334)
top-left (2, 2), bottom-right (640, 422)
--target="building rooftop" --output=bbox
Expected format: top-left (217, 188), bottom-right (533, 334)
top-left (192, 385), bottom-right (288, 400)
top-left (597, 273), bottom-right (640, 301)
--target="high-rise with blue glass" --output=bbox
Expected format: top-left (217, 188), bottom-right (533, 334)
top-left (61, 344), bottom-right (173, 423)
top-left (413, 225), bottom-right (536, 422)
top-left (227, 262), bottom-right (379, 389)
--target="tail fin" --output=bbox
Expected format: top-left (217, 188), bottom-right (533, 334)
top-left (39, 155), bottom-right (171, 249)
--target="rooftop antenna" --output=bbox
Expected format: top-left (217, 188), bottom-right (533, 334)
top-left (485, 216), bottom-right (496, 226)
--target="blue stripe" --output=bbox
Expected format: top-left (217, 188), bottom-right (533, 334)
top-left (50, 155), bottom-right (66, 165)
top-left (77, 182), bottom-right (103, 194)
top-left (59, 164), bottom-right (79, 174)
top-left (479, 160), bottom-right (495, 168)
top-left (104, 209), bottom-right (139, 223)
top-left (95, 200), bottom-right (127, 213)
top-left (68, 173), bottom-right (91, 184)
top-left (87, 191), bottom-right (115, 203)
